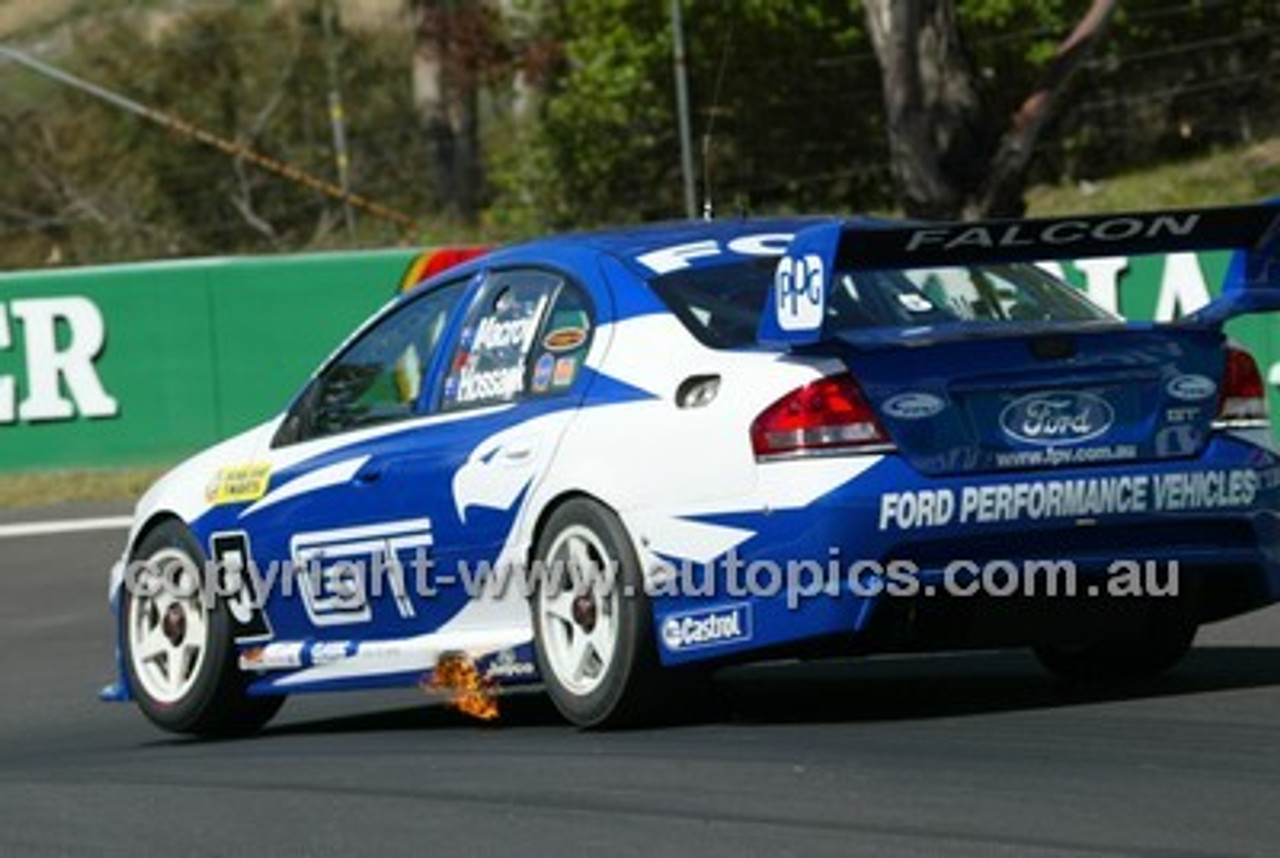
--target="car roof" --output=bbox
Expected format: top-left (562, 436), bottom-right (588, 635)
top-left (538, 217), bottom-right (828, 257)
top-left (404, 215), bottom-right (898, 298)
top-left (518, 216), bottom-right (884, 259)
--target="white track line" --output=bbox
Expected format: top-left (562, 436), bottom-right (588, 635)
top-left (0, 516), bottom-right (132, 539)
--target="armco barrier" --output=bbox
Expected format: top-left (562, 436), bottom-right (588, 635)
top-left (0, 247), bottom-right (1275, 472)
top-left (0, 249), bottom-right (416, 470)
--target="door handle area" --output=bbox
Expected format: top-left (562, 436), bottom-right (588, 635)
top-left (353, 462), bottom-right (385, 485)
top-left (500, 443), bottom-right (535, 464)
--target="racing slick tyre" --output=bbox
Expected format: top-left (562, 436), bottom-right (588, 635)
top-left (120, 521), bottom-right (284, 736)
top-left (531, 498), bottom-right (675, 728)
top-left (1033, 620), bottom-right (1197, 683)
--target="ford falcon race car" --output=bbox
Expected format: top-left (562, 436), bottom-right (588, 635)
top-left (105, 203), bottom-right (1280, 733)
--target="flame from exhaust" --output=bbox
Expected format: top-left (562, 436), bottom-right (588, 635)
top-left (423, 653), bottom-right (500, 721)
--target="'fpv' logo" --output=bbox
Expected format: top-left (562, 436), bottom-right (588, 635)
top-left (775, 254), bottom-right (824, 331)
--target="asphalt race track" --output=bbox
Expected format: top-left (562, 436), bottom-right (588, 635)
top-left (4, 505), bottom-right (1280, 856)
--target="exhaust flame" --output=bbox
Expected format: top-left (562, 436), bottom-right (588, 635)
top-left (423, 653), bottom-right (500, 721)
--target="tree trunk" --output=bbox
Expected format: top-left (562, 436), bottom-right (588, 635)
top-left (411, 0), bottom-right (485, 223)
top-left (864, 0), bottom-right (1117, 220)
top-left (863, 0), bottom-right (991, 219)
top-left (973, 0), bottom-right (1118, 218)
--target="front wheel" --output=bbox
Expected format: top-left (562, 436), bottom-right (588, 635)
top-left (531, 499), bottom-right (668, 727)
top-left (1033, 621), bottom-right (1197, 682)
top-left (120, 521), bottom-right (283, 736)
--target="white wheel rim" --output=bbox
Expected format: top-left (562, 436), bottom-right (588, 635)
top-left (538, 524), bottom-right (620, 696)
top-left (127, 547), bottom-right (210, 705)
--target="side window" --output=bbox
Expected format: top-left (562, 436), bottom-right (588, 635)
top-left (440, 269), bottom-right (592, 411)
top-left (275, 280), bottom-right (466, 445)
top-left (528, 281), bottom-right (593, 398)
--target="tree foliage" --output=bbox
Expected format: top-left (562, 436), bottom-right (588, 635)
top-left (0, 4), bottom-right (424, 267)
top-left (491, 0), bottom-right (876, 230)
top-left (864, 0), bottom-right (1119, 219)
top-left (0, 0), bottom-right (1276, 266)
top-left (411, 0), bottom-right (512, 224)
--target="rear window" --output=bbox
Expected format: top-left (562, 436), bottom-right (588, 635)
top-left (649, 259), bottom-right (1116, 349)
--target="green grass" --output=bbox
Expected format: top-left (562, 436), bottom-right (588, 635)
top-left (0, 0), bottom-right (80, 39)
top-left (0, 466), bottom-right (168, 509)
top-left (1026, 139), bottom-right (1280, 215)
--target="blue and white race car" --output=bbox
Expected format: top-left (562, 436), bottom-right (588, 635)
top-left (105, 204), bottom-right (1280, 732)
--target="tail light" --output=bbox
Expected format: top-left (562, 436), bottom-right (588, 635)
top-left (751, 373), bottom-right (894, 459)
top-left (1214, 345), bottom-right (1269, 429)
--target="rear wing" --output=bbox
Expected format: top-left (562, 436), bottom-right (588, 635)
top-left (758, 202), bottom-right (1280, 346)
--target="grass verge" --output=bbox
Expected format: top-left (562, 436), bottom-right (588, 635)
top-left (0, 466), bottom-right (168, 509)
top-left (1026, 139), bottom-right (1280, 214)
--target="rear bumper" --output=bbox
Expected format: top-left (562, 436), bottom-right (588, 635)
top-left (650, 436), bottom-right (1280, 666)
top-left (854, 557), bottom-right (1278, 655)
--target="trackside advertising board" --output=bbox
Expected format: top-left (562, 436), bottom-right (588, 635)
top-left (0, 247), bottom-right (1274, 471)
top-left (0, 249), bottom-right (416, 470)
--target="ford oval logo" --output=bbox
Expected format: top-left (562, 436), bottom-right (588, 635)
top-left (999, 391), bottom-right (1114, 446)
top-left (1166, 374), bottom-right (1217, 402)
top-left (882, 392), bottom-right (946, 420)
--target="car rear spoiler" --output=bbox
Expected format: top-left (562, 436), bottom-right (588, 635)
top-left (758, 201), bottom-right (1280, 347)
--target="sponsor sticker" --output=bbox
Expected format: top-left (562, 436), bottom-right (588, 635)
top-left (878, 468), bottom-right (1259, 531)
top-left (1165, 406), bottom-right (1204, 424)
top-left (484, 648), bottom-right (537, 679)
top-left (1166, 374), bottom-right (1217, 402)
top-left (452, 364), bottom-right (523, 403)
top-left (239, 642), bottom-right (305, 671)
top-left (775, 253), bottom-right (825, 332)
top-left (205, 463), bottom-right (271, 505)
top-left (993, 444), bottom-right (1138, 468)
top-left (999, 391), bottom-right (1114, 446)
top-left (532, 353), bottom-right (554, 392)
top-left (543, 327), bottom-right (587, 353)
top-left (309, 640), bottom-right (357, 665)
top-left (634, 233), bottom-right (794, 274)
top-left (291, 517), bottom-right (433, 626)
top-left (552, 356), bottom-right (577, 388)
top-left (660, 604), bottom-right (752, 652)
top-left (902, 213), bottom-right (1202, 254)
top-left (473, 315), bottom-right (535, 352)
top-left (883, 392), bottom-right (946, 420)
top-left (897, 293), bottom-right (935, 313)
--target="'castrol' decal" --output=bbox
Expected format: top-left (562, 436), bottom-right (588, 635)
top-left (660, 604), bottom-right (752, 652)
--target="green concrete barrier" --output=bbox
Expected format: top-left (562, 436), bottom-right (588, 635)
top-left (0, 246), bottom-right (1274, 471)
top-left (1049, 251), bottom-right (1277, 411)
top-left (0, 249), bottom-right (416, 470)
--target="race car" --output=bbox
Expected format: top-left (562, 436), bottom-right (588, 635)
top-left (104, 203), bottom-right (1280, 733)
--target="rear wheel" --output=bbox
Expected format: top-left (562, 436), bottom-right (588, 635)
top-left (1033, 621), bottom-right (1197, 682)
top-left (121, 521), bottom-right (283, 736)
top-left (531, 499), bottom-right (668, 727)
